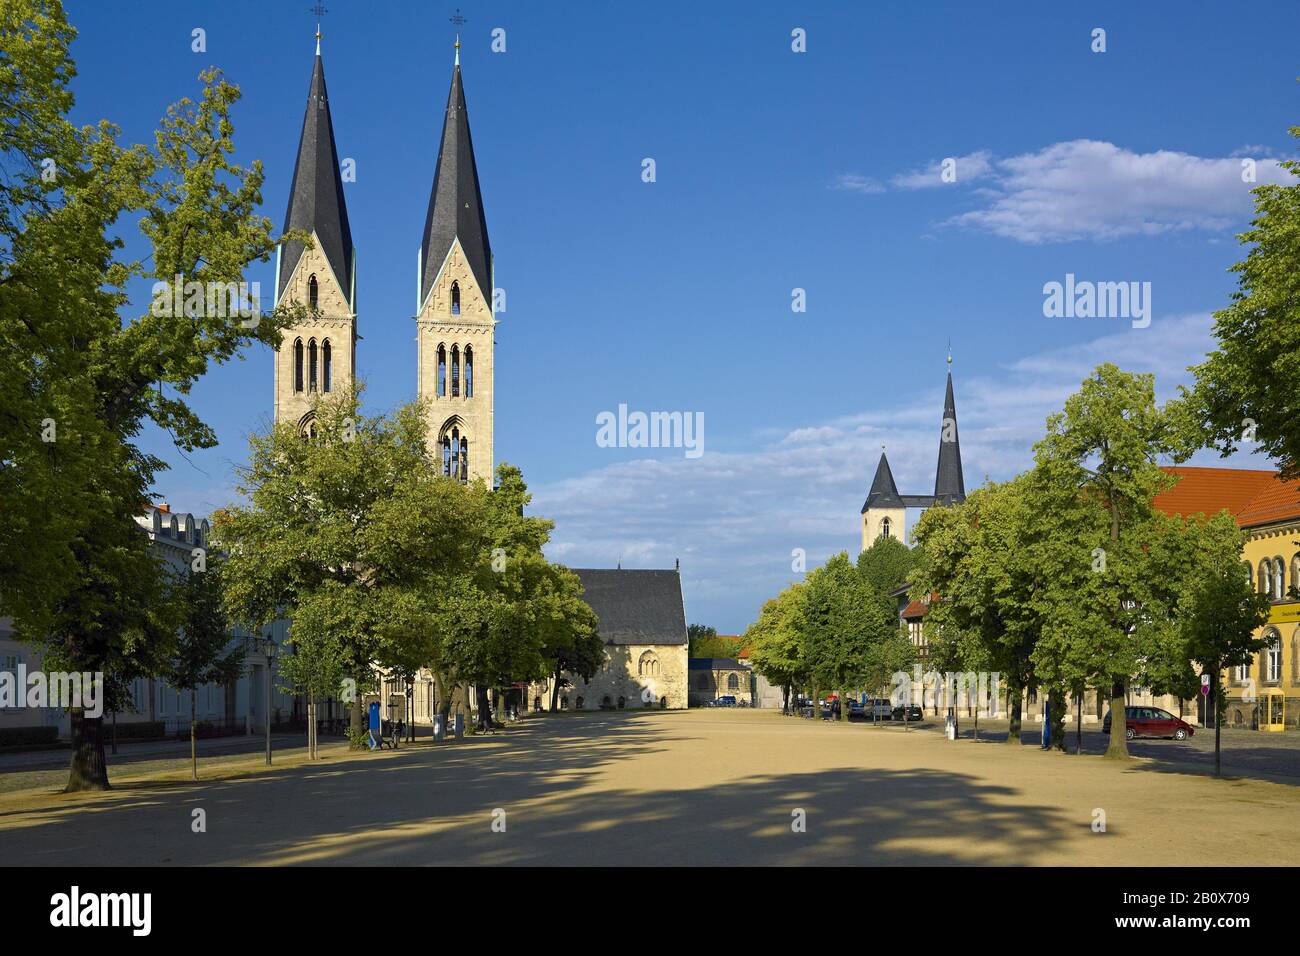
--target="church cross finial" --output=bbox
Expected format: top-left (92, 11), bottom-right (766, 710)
top-left (450, 9), bottom-right (466, 65)
top-left (309, 2), bottom-right (327, 53)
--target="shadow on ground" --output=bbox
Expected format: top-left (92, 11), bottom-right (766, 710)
top-left (0, 711), bottom-right (1067, 866)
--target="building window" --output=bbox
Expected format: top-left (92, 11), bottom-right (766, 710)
top-left (1259, 559), bottom-right (1271, 597)
top-left (638, 651), bottom-right (659, 677)
top-left (437, 345), bottom-right (447, 397)
top-left (464, 346), bottom-right (473, 397)
top-left (322, 339), bottom-right (332, 392)
top-left (1274, 558), bottom-right (1286, 602)
top-left (308, 338), bottom-right (318, 392)
top-left (879, 517), bottom-right (891, 540)
top-left (1235, 660), bottom-right (1251, 684)
top-left (293, 338), bottom-right (304, 392)
top-left (1266, 632), bottom-right (1282, 683)
top-left (451, 346), bottom-right (460, 397)
top-left (451, 281), bottom-right (460, 315)
top-left (727, 673), bottom-right (740, 691)
top-left (308, 274), bottom-right (318, 310)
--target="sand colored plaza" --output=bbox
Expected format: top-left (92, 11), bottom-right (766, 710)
top-left (2, 709), bottom-right (1297, 866)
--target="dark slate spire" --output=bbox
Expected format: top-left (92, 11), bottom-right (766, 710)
top-left (933, 361), bottom-right (967, 506)
top-left (861, 451), bottom-right (905, 513)
top-left (278, 39), bottom-right (354, 306)
top-left (420, 54), bottom-right (492, 309)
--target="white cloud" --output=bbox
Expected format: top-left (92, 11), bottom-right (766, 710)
top-left (534, 312), bottom-right (1253, 632)
top-left (829, 173), bottom-right (885, 194)
top-left (891, 150), bottom-right (994, 189)
top-left (836, 139), bottom-right (1292, 243)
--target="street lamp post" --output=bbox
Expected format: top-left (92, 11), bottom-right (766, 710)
top-left (264, 637), bottom-right (276, 765)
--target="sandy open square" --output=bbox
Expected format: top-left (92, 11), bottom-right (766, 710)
top-left (1, 709), bottom-right (1297, 866)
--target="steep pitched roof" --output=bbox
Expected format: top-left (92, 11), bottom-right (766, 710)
top-left (861, 452), bottom-right (905, 512)
top-left (278, 48), bottom-right (353, 305)
top-left (420, 62), bottom-right (492, 309)
top-left (572, 569), bottom-right (688, 646)
top-left (933, 369), bottom-right (966, 505)
top-left (1233, 476), bottom-right (1300, 527)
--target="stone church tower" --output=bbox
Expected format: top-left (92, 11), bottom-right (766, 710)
top-left (860, 359), bottom-right (967, 551)
top-left (273, 32), bottom-right (357, 436)
top-left (415, 41), bottom-right (495, 484)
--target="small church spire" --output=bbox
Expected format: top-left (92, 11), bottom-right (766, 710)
top-left (933, 361), bottom-right (966, 506)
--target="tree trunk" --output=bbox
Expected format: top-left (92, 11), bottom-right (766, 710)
top-left (550, 667), bottom-right (562, 712)
top-left (1007, 685), bottom-right (1022, 746)
top-left (1103, 679), bottom-right (1129, 759)
top-left (839, 687), bottom-right (848, 724)
top-left (66, 709), bottom-right (110, 792)
top-left (1075, 691), bottom-right (1083, 754)
top-left (1049, 686), bottom-right (1067, 751)
top-left (1212, 667), bottom-right (1222, 777)
top-left (350, 693), bottom-right (363, 744)
top-left (190, 692), bottom-right (197, 780)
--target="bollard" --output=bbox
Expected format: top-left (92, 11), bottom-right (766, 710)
top-left (433, 714), bottom-right (446, 742)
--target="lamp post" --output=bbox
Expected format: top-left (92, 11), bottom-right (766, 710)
top-left (264, 637), bottom-right (276, 765)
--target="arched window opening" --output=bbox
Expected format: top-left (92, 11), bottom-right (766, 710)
top-left (451, 346), bottom-right (460, 397)
top-left (1292, 554), bottom-right (1300, 598)
top-left (464, 346), bottom-right (473, 397)
top-left (459, 438), bottom-right (468, 483)
top-left (322, 339), bottom-right (332, 393)
top-left (879, 517), bottom-right (891, 540)
top-left (727, 673), bottom-right (740, 691)
top-left (308, 274), bottom-right (318, 310)
top-left (1266, 631), bottom-right (1282, 683)
top-left (308, 338), bottom-right (318, 392)
top-left (1259, 560), bottom-right (1271, 597)
top-left (451, 281), bottom-right (460, 315)
top-left (293, 338), bottom-right (304, 392)
top-left (437, 345), bottom-right (447, 397)
top-left (638, 651), bottom-right (659, 677)
top-left (1244, 562), bottom-right (1254, 589)
top-left (442, 435), bottom-right (451, 476)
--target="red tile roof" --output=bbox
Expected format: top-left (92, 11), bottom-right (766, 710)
top-left (1154, 466), bottom-right (1300, 527)
top-left (901, 600), bottom-right (930, 620)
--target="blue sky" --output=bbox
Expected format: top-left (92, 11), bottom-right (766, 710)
top-left (66, 0), bottom-right (1300, 632)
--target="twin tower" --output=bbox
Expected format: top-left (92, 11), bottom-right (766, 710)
top-left (271, 36), bottom-right (495, 483)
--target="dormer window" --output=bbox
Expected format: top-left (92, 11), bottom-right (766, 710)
top-left (451, 281), bottom-right (460, 315)
top-left (308, 274), bottom-right (319, 310)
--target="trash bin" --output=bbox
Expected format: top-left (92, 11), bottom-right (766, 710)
top-left (944, 712), bottom-right (956, 740)
top-left (433, 715), bottom-right (446, 742)
top-left (452, 713), bottom-right (464, 739)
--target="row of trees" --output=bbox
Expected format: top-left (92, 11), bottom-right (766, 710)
top-left (910, 364), bottom-right (1271, 766)
top-left (213, 389), bottom-right (603, 754)
top-left (744, 538), bottom-right (917, 721)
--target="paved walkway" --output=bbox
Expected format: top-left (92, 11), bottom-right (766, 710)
top-left (2, 709), bottom-right (1297, 866)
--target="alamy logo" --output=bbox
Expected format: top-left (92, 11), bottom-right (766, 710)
top-left (150, 274), bottom-right (261, 327)
top-left (596, 404), bottom-right (704, 459)
top-left (0, 667), bottom-right (102, 718)
top-left (1042, 273), bottom-right (1151, 328)
top-left (50, 886), bottom-right (151, 936)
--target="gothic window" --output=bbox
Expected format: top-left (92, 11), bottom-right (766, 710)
top-left (442, 436), bottom-right (451, 476)
top-left (322, 339), bottom-right (332, 393)
top-left (459, 437), bottom-right (468, 482)
top-left (308, 274), bottom-right (318, 310)
top-left (451, 281), bottom-right (460, 315)
top-left (879, 517), bottom-right (891, 540)
top-left (464, 346), bottom-right (473, 397)
top-left (451, 346), bottom-right (460, 397)
top-left (308, 338), bottom-right (318, 392)
top-left (293, 338), bottom-right (304, 392)
top-left (437, 345), bottom-right (447, 397)
top-left (638, 651), bottom-right (659, 677)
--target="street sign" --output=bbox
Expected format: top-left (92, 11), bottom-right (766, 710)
top-left (1200, 674), bottom-right (1211, 696)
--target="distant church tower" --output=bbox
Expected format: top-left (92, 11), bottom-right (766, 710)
top-left (860, 357), bottom-right (966, 551)
top-left (416, 38), bottom-right (495, 484)
top-left (273, 29), bottom-right (357, 436)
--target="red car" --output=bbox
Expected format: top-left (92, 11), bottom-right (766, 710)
top-left (1102, 706), bottom-right (1195, 741)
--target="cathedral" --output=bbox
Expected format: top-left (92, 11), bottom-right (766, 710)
top-left (273, 32), bottom-right (495, 483)
top-left (860, 358), bottom-right (966, 551)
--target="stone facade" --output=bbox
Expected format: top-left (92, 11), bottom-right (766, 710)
top-left (532, 643), bottom-right (688, 712)
top-left (416, 238), bottom-right (495, 483)
top-left (273, 235), bottom-right (356, 433)
top-left (688, 659), bottom-right (753, 707)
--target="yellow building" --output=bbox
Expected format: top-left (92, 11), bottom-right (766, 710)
top-left (1154, 466), bottom-right (1300, 730)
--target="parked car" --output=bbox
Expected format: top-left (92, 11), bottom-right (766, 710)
top-left (1102, 706), bottom-right (1195, 740)
top-left (892, 704), bottom-right (923, 722)
top-left (714, 695), bottom-right (737, 708)
top-left (863, 698), bottom-right (893, 720)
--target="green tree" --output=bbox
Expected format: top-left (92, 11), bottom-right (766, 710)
top-left (0, 1), bottom-right (302, 791)
top-left (1032, 364), bottom-right (1183, 759)
top-left (161, 559), bottom-right (247, 779)
top-left (745, 584), bottom-right (808, 713)
top-left (1188, 121), bottom-right (1300, 478)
